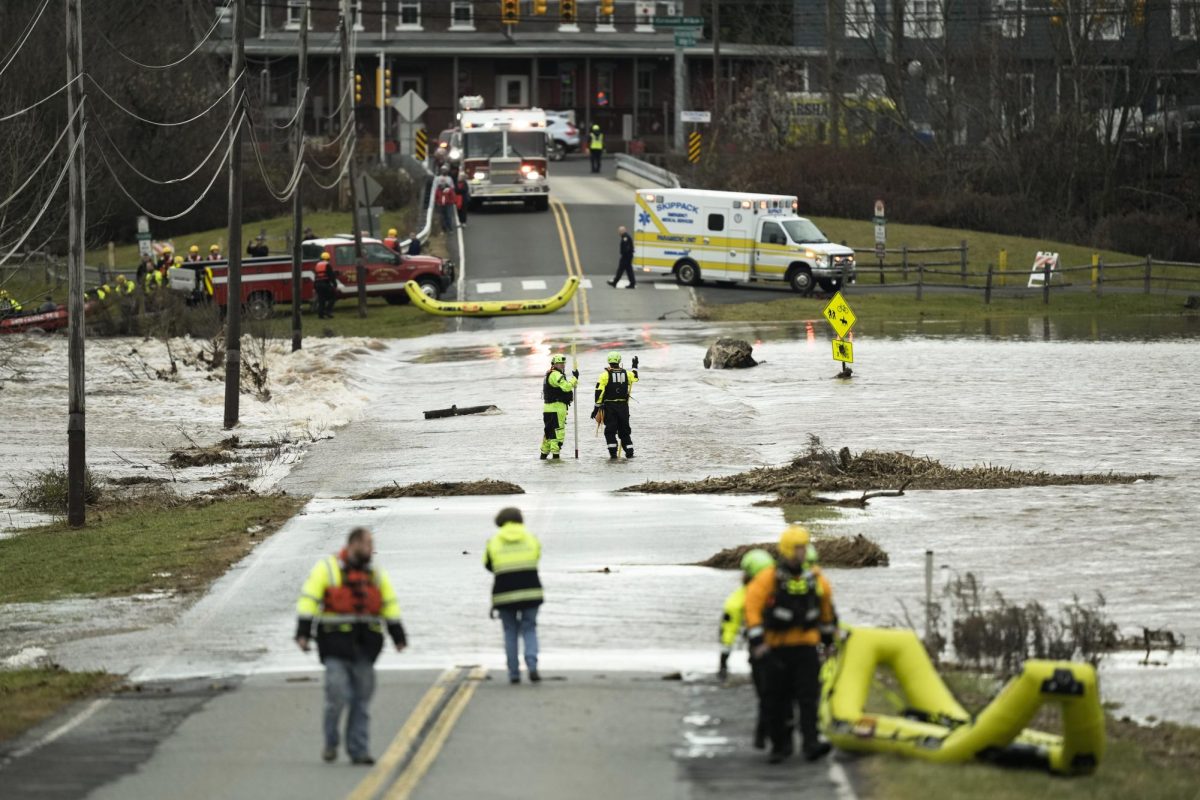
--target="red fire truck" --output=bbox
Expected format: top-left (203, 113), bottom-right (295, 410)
top-left (170, 237), bottom-right (454, 319)
top-left (459, 106), bottom-right (550, 211)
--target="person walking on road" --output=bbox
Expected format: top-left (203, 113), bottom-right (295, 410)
top-left (591, 351), bottom-right (638, 459)
top-left (607, 225), bottom-right (636, 288)
top-left (295, 527), bottom-right (407, 765)
top-left (588, 124), bottom-right (604, 173)
top-left (744, 526), bottom-right (836, 764)
top-left (434, 166), bottom-right (458, 234)
top-left (719, 548), bottom-right (777, 749)
top-left (541, 353), bottom-right (579, 460)
top-left (455, 172), bottom-right (471, 228)
top-left (314, 251), bottom-right (338, 319)
top-left (484, 507), bottom-right (544, 684)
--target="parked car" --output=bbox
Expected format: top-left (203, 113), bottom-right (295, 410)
top-left (302, 237), bottom-right (454, 304)
top-left (544, 113), bottom-right (579, 161)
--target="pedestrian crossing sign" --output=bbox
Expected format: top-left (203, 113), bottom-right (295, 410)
top-left (832, 338), bottom-right (854, 363)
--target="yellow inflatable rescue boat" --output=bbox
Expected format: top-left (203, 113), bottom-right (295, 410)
top-left (820, 627), bottom-right (1105, 774)
top-left (405, 276), bottom-right (579, 317)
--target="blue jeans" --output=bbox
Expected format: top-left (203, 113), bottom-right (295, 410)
top-left (498, 606), bottom-right (539, 679)
top-left (324, 657), bottom-right (375, 758)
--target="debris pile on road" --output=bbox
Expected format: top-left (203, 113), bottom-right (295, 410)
top-left (351, 479), bottom-right (524, 499)
top-left (625, 437), bottom-right (1151, 495)
top-left (168, 437), bottom-right (241, 468)
top-left (697, 535), bottom-right (889, 570)
top-left (703, 338), bottom-right (758, 369)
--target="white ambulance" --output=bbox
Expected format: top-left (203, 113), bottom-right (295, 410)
top-left (632, 188), bottom-right (856, 293)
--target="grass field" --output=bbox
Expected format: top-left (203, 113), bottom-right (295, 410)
top-left (0, 494), bottom-right (306, 604)
top-left (862, 670), bottom-right (1200, 800)
top-left (0, 668), bottom-right (118, 743)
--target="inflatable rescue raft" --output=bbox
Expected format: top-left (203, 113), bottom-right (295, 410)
top-left (405, 276), bottom-right (579, 317)
top-left (820, 627), bottom-right (1105, 774)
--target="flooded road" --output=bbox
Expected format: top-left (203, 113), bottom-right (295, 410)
top-left (17, 318), bottom-right (1200, 725)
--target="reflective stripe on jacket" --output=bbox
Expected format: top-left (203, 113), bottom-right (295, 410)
top-left (744, 565), bottom-right (835, 648)
top-left (484, 523), bottom-right (543, 609)
top-left (296, 554), bottom-right (405, 661)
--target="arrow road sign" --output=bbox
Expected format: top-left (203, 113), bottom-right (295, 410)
top-left (821, 290), bottom-right (857, 339)
top-left (391, 89), bottom-right (427, 122)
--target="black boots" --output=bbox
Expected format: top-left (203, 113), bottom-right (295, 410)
top-left (625, 448), bottom-right (634, 458)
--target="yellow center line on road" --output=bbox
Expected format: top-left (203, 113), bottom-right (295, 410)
top-left (381, 666), bottom-right (489, 800)
top-left (345, 667), bottom-right (462, 800)
top-left (550, 199), bottom-right (590, 327)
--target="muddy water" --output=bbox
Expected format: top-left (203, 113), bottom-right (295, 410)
top-left (279, 322), bottom-right (1200, 723)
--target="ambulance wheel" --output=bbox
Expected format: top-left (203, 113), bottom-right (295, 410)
top-left (416, 277), bottom-right (442, 299)
top-left (788, 266), bottom-right (814, 294)
top-left (246, 291), bottom-right (274, 320)
top-left (385, 294), bottom-right (409, 306)
top-left (818, 278), bottom-right (842, 293)
top-left (675, 260), bottom-right (701, 286)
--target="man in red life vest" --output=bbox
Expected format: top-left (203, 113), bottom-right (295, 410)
top-left (296, 527), bottom-right (406, 765)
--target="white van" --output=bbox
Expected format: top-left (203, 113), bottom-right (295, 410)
top-left (632, 188), bottom-right (856, 293)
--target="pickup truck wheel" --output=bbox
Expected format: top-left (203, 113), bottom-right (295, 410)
top-left (246, 291), bottom-right (274, 320)
top-left (675, 260), bottom-right (701, 286)
top-left (788, 266), bottom-right (814, 294)
top-left (549, 140), bottom-right (566, 161)
top-left (384, 294), bottom-right (409, 306)
top-left (817, 278), bottom-right (842, 293)
top-left (416, 277), bottom-right (441, 300)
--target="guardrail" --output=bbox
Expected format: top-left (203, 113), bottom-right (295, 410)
top-left (614, 154), bottom-right (681, 189)
top-left (396, 155), bottom-right (435, 254)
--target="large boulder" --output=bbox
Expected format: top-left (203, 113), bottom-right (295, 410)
top-left (704, 338), bottom-right (758, 369)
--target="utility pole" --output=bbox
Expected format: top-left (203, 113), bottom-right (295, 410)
top-left (224, 0), bottom-right (246, 429)
top-left (291, 1), bottom-right (308, 353)
top-left (339, 0), bottom-right (367, 318)
top-left (826, 0), bottom-right (840, 147)
top-left (673, 44), bottom-right (685, 152)
top-left (65, 0), bottom-right (86, 528)
top-left (711, 0), bottom-right (720, 143)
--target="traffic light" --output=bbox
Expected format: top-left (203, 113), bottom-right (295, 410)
top-left (561, 0), bottom-right (576, 23)
top-left (501, 0), bottom-right (519, 24)
top-left (375, 67), bottom-right (392, 109)
top-left (533, 0), bottom-right (548, 13)
top-left (599, 0), bottom-right (614, 15)
top-left (354, 72), bottom-right (363, 104)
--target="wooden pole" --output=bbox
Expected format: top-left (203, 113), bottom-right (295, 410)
top-left (711, 0), bottom-right (720, 146)
top-left (1043, 262), bottom-right (1050, 305)
top-left (339, 0), bottom-right (368, 318)
top-left (65, 0), bottom-right (86, 528)
top-left (291, 1), bottom-right (308, 353)
top-left (984, 263), bottom-right (993, 305)
top-left (223, 0), bottom-right (246, 429)
top-left (1143, 254), bottom-right (1151, 294)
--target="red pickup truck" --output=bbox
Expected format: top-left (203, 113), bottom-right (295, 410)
top-left (170, 237), bottom-right (454, 319)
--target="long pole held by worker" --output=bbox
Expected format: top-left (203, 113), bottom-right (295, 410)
top-left (572, 341), bottom-right (579, 459)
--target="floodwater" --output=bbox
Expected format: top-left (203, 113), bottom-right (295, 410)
top-left (9, 316), bottom-right (1200, 725)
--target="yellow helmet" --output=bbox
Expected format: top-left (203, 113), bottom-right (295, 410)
top-left (189, 245), bottom-right (200, 254)
top-left (209, 244), bottom-right (220, 252)
top-left (388, 228), bottom-right (398, 237)
top-left (115, 274), bottom-right (127, 283)
top-left (174, 256), bottom-right (183, 266)
top-left (778, 525), bottom-right (811, 560)
top-left (320, 251), bottom-right (332, 261)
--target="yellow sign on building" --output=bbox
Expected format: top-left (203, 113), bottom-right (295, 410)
top-left (821, 291), bottom-right (857, 339)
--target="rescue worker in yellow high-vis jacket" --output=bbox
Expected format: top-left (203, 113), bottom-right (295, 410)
top-left (592, 351), bottom-right (638, 459)
top-left (719, 548), bottom-right (776, 749)
top-left (484, 507), bottom-right (544, 684)
top-left (295, 527), bottom-right (406, 765)
top-left (540, 353), bottom-right (579, 460)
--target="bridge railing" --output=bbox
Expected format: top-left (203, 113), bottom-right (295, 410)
top-left (614, 154), bottom-right (680, 190)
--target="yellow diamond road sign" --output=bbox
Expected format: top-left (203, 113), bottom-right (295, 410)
top-left (832, 338), bottom-right (854, 363)
top-left (822, 291), bottom-right (857, 339)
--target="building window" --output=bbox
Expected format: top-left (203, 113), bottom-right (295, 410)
top-left (396, 1), bottom-right (421, 29)
top-left (498, 76), bottom-right (529, 107)
top-left (353, 0), bottom-right (365, 31)
top-left (997, 0), bottom-right (1023, 38)
top-left (1002, 72), bottom-right (1035, 132)
top-left (637, 67), bottom-right (654, 108)
top-left (451, 0), bottom-right (474, 29)
top-left (905, 0), bottom-right (943, 38)
top-left (285, 0), bottom-right (303, 29)
top-left (845, 0), bottom-right (873, 38)
top-left (1173, 0), bottom-right (1199, 38)
top-left (1088, 0), bottom-right (1124, 39)
top-left (560, 71), bottom-right (577, 107)
top-left (595, 68), bottom-right (613, 107)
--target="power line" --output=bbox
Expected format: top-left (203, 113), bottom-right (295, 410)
top-left (0, 122), bottom-right (82, 271)
top-left (0, 74), bottom-right (81, 123)
top-left (96, 0), bottom-right (235, 71)
top-left (0, 105), bottom-right (79, 214)
top-left (0, 0), bottom-right (52, 82)
top-left (85, 70), bottom-right (245, 127)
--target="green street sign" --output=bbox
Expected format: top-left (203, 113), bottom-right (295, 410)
top-left (654, 15), bottom-right (704, 26)
top-left (674, 32), bottom-right (696, 46)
